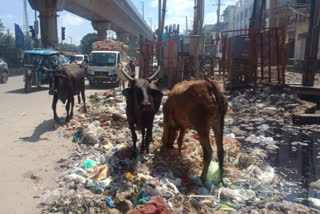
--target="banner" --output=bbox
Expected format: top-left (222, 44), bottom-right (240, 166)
top-left (14, 24), bottom-right (24, 49)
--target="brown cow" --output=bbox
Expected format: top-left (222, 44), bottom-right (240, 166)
top-left (161, 78), bottom-right (228, 183)
top-left (49, 64), bottom-right (87, 123)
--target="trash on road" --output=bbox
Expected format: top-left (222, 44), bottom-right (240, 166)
top-left (39, 89), bottom-right (320, 214)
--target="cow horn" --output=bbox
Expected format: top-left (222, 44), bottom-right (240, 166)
top-left (148, 66), bottom-right (161, 81)
top-left (120, 64), bottom-right (134, 81)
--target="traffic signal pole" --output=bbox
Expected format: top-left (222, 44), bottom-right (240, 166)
top-left (34, 10), bottom-right (39, 48)
top-left (61, 27), bottom-right (65, 52)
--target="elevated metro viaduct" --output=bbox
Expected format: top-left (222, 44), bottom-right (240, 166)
top-left (28, 0), bottom-right (153, 48)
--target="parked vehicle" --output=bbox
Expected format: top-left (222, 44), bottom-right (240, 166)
top-left (152, 56), bottom-right (158, 68)
top-left (23, 49), bottom-right (69, 92)
top-left (75, 54), bottom-right (85, 64)
top-left (0, 58), bottom-right (9, 84)
top-left (87, 40), bottom-right (128, 87)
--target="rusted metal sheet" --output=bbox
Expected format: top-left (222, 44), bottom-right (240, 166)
top-left (219, 27), bottom-right (286, 88)
top-left (140, 35), bottom-right (205, 88)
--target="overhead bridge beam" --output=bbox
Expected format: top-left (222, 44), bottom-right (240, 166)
top-left (28, 0), bottom-right (153, 47)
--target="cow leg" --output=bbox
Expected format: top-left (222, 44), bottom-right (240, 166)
top-left (70, 96), bottom-right (75, 119)
top-left (140, 128), bottom-right (146, 154)
top-left (167, 126), bottom-right (178, 149)
top-left (81, 89), bottom-right (87, 113)
top-left (161, 123), bottom-right (177, 150)
top-left (213, 122), bottom-right (224, 184)
top-left (161, 123), bottom-right (169, 151)
top-left (52, 95), bottom-right (60, 123)
top-left (65, 97), bottom-right (71, 123)
top-left (198, 130), bottom-right (212, 183)
top-left (177, 128), bottom-right (186, 152)
top-left (129, 123), bottom-right (137, 151)
top-left (145, 125), bottom-right (153, 154)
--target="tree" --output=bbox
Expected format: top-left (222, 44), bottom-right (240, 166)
top-left (0, 18), bottom-right (21, 66)
top-left (0, 19), bottom-right (5, 34)
top-left (80, 33), bottom-right (97, 54)
top-left (62, 43), bottom-right (80, 53)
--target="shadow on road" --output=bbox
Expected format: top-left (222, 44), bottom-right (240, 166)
top-left (20, 119), bottom-right (57, 143)
top-left (6, 87), bottom-right (49, 94)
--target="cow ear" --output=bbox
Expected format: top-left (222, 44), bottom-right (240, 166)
top-left (122, 88), bottom-right (133, 97)
top-left (151, 89), bottom-right (163, 99)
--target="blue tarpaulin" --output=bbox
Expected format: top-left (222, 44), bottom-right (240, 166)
top-left (14, 24), bottom-right (24, 49)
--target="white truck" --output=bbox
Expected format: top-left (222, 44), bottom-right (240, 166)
top-left (87, 40), bottom-right (128, 87)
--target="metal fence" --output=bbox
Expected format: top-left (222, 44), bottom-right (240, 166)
top-left (220, 27), bottom-right (286, 88)
top-left (138, 27), bottom-right (286, 89)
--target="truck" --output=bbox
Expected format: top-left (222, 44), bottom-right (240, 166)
top-left (87, 40), bottom-right (128, 87)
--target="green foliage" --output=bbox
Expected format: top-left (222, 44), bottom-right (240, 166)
top-left (0, 19), bottom-right (21, 67)
top-left (62, 43), bottom-right (80, 53)
top-left (0, 19), bottom-right (5, 32)
top-left (80, 33), bottom-right (98, 54)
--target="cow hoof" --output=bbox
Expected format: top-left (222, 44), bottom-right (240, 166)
top-left (200, 174), bottom-right (206, 184)
top-left (160, 147), bottom-right (167, 153)
top-left (140, 148), bottom-right (147, 154)
top-left (54, 118), bottom-right (61, 124)
top-left (131, 150), bottom-right (138, 159)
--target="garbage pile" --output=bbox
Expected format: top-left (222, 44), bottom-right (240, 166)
top-left (39, 88), bottom-right (320, 213)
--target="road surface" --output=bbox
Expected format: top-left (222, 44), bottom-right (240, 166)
top-left (0, 75), bottom-right (75, 213)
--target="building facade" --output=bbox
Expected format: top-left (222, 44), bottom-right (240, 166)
top-left (222, 5), bottom-right (236, 31)
top-left (269, 0), bottom-right (311, 63)
top-left (233, 0), bottom-right (254, 30)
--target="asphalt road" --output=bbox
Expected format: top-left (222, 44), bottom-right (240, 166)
top-left (0, 75), bottom-right (74, 213)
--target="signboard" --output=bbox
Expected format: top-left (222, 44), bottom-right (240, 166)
top-left (14, 24), bottom-right (24, 49)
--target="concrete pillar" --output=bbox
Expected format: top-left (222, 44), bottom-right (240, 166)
top-left (39, 8), bottom-right (58, 48)
top-left (28, 0), bottom-right (58, 48)
top-left (92, 21), bottom-right (111, 41)
top-left (117, 32), bottom-right (130, 43)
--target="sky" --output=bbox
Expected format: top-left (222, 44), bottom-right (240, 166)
top-left (0, 0), bottom-right (237, 45)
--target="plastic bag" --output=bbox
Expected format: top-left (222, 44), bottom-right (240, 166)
top-left (89, 165), bottom-right (108, 180)
top-left (82, 159), bottom-right (97, 169)
top-left (106, 197), bottom-right (115, 208)
top-left (206, 161), bottom-right (221, 184)
top-left (125, 172), bottom-right (135, 180)
top-left (72, 129), bottom-right (82, 142)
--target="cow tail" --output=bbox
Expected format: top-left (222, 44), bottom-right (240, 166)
top-left (78, 94), bottom-right (81, 104)
top-left (206, 79), bottom-right (228, 181)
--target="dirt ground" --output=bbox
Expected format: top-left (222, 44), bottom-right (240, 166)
top-left (0, 76), bottom-right (75, 213)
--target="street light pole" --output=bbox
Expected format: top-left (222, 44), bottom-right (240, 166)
top-left (141, 0), bottom-right (144, 19)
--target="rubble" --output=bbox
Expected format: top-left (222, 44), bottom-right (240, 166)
top-left (39, 87), bottom-right (320, 213)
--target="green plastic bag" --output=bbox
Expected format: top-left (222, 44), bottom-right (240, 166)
top-left (206, 161), bottom-right (221, 184)
top-left (82, 159), bottom-right (97, 169)
top-left (218, 201), bottom-right (237, 211)
top-left (135, 190), bottom-right (150, 205)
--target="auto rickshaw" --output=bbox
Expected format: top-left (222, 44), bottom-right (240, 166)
top-left (23, 49), bottom-right (70, 93)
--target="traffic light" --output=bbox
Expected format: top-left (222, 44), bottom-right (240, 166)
top-left (29, 26), bottom-right (35, 40)
top-left (61, 27), bottom-right (65, 41)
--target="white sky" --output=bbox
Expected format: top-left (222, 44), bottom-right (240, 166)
top-left (1, 0), bottom-right (239, 45)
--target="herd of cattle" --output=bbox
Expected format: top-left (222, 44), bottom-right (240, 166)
top-left (47, 63), bottom-right (228, 183)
